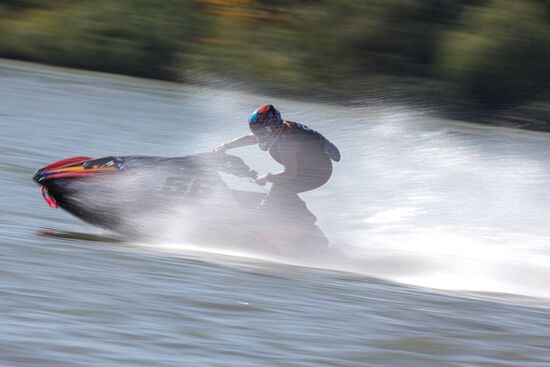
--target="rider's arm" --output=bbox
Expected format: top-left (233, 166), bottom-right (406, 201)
top-left (218, 134), bottom-right (258, 151)
top-left (268, 142), bottom-right (300, 183)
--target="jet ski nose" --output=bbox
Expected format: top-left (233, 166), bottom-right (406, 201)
top-left (33, 168), bottom-right (46, 184)
top-left (33, 167), bottom-right (58, 209)
top-left (32, 156), bottom-right (94, 185)
top-left (40, 186), bottom-right (58, 209)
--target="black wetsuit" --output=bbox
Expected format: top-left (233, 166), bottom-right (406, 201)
top-left (258, 121), bottom-right (340, 222)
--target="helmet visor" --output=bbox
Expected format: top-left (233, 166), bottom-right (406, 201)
top-left (249, 123), bottom-right (272, 139)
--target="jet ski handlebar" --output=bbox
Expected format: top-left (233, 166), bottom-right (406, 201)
top-left (213, 153), bottom-right (258, 180)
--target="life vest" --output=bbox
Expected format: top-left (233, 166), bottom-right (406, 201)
top-left (260, 121), bottom-right (341, 163)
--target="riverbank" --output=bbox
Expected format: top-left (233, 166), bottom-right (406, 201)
top-left (1, 0), bottom-right (548, 116)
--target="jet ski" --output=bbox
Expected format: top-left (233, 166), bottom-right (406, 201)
top-left (33, 153), bottom-right (329, 248)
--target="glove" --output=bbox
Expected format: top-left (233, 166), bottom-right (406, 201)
top-left (213, 144), bottom-right (227, 153)
top-left (255, 173), bottom-right (272, 186)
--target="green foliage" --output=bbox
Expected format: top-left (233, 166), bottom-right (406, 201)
top-left (1, 0), bottom-right (548, 108)
top-left (0, 0), bottom-right (204, 79)
top-left (437, 0), bottom-right (550, 106)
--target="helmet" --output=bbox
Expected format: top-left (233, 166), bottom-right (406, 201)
top-left (248, 104), bottom-right (282, 137)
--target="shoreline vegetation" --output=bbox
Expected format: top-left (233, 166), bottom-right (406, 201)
top-left (1, 0), bottom-right (548, 129)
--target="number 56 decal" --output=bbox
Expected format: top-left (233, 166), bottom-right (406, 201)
top-left (161, 176), bottom-right (214, 197)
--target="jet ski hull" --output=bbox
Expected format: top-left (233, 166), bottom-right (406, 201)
top-left (33, 153), bottom-right (329, 247)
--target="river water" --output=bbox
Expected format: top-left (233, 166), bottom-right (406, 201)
top-left (1, 59), bottom-right (550, 366)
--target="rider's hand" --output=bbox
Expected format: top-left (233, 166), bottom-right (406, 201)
top-left (213, 144), bottom-right (227, 153)
top-left (255, 173), bottom-right (272, 186)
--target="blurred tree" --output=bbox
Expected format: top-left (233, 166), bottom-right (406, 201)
top-left (0, 0), bottom-right (205, 79)
top-left (1, 0), bottom-right (548, 110)
top-left (437, 0), bottom-right (550, 107)
top-left (1, 0), bottom-right (44, 9)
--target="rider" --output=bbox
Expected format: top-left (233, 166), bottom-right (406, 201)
top-left (215, 104), bottom-right (340, 222)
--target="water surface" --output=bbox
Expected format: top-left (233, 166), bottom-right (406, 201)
top-left (1, 60), bottom-right (550, 366)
